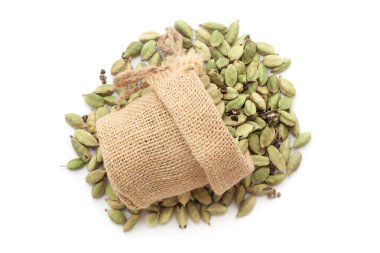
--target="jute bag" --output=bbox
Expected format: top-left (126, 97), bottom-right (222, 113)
top-left (97, 28), bottom-right (254, 208)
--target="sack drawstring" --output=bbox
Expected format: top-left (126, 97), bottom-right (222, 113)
top-left (114, 27), bottom-right (184, 100)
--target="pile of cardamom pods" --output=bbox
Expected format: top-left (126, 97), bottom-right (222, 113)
top-left (64, 20), bottom-right (311, 232)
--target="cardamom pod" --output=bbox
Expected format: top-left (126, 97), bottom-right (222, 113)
top-left (83, 93), bottom-right (105, 108)
top-left (158, 207), bottom-right (174, 224)
top-left (225, 20), bottom-right (239, 45)
top-left (85, 169), bottom-right (106, 184)
top-left (66, 158), bottom-right (86, 170)
top-left (145, 212), bottom-right (159, 227)
top-left (74, 129), bottom-right (99, 147)
top-left (206, 203), bottom-right (228, 215)
top-left (123, 214), bottom-right (141, 232)
top-left (124, 41), bottom-right (143, 58)
top-left (65, 113), bottom-right (85, 129)
top-left (236, 195), bottom-right (256, 217)
top-left (287, 151), bottom-right (302, 174)
top-left (186, 201), bottom-right (201, 223)
top-left (70, 136), bottom-right (91, 162)
top-left (292, 132), bottom-right (311, 148)
top-left (106, 209), bottom-right (126, 224)
top-left (174, 20), bottom-right (193, 39)
top-left (192, 187), bottom-right (212, 205)
top-left (267, 145), bottom-right (287, 173)
top-left (92, 178), bottom-right (106, 198)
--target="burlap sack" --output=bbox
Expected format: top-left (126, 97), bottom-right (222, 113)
top-left (97, 28), bottom-right (254, 208)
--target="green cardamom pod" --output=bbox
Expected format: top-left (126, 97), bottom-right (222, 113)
top-left (194, 40), bottom-right (211, 61)
top-left (145, 212), bottom-right (159, 227)
top-left (174, 205), bottom-right (188, 229)
top-left (92, 178), bottom-right (106, 198)
top-left (216, 57), bottom-right (229, 69)
top-left (287, 151), bottom-right (302, 174)
top-left (267, 74), bottom-right (279, 93)
top-left (65, 113), bottom-right (85, 129)
top-left (210, 89), bottom-right (223, 104)
top-left (243, 175), bottom-right (252, 188)
top-left (278, 96), bottom-right (293, 110)
top-left (289, 111), bottom-right (300, 137)
top-left (236, 195), bottom-right (256, 217)
top-left (272, 58), bottom-right (291, 73)
top-left (124, 41), bottom-right (143, 58)
top-left (74, 129), bottom-right (98, 147)
top-left (87, 155), bottom-right (98, 171)
top-left (279, 138), bottom-right (291, 163)
top-left (258, 63), bottom-right (268, 85)
top-left (196, 27), bottom-right (211, 46)
top-left (106, 182), bottom-right (119, 201)
top-left (250, 92), bottom-right (266, 111)
top-left (186, 201), bottom-right (201, 223)
top-left (267, 92), bottom-right (281, 110)
top-left (200, 204), bottom-right (211, 225)
top-left (146, 204), bottom-right (160, 213)
top-left (238, 139), bottom-right (249, 154)
top-left (192, 187), bottom-right (212, 205)
top-left (266, 174), bottom-right (286, 186)
top-left (95, 106), bottom-right (109, 120)
top-left (251, 167), bottom-right (270, 185)
top-left (251, 155), bottom-right (270, 167)
top-left (220, 186), bottom-right (235, 207)
top-left (94, 84), bottom-right (115, 96)
top-left (253, 117), bottom-right (267, 130)
top-left (243, 100), bottom-right (257, 117)
top-left (174, 20), bottom-right (193, 39)
top-left (263, 55), bottom-right (284, 68)
top-left (178, 192), bottom-right (191, 206)
top-left (106, 199), bottom-right (125, 210)
top-left (279, 110), bottom-right (297, 126)
top-left (200, 75), bottom-right (211, 88)
top-left (158, 207), bottom-right (174, 224)
top-left (66, 158), bottom-right (86, 170)
top-left (241, 41), bottom-right (256, 64)
top-left (225, 64), bottom-right (238, 87)
top-left (85, 169), bottom-right (106, 184)
top-left (103, 95), bottom-right (127, 106)
top-left (260, 126), bottom-right (276, 148)
top-left (87, 111), bottom-right (96, 133)
top-left (235, 124), bottom-right (254, 139)
top-left (247, 184), bottom-right (273, 196)
top-left (149, 52), bottom-right (162, 66)
top-left (210, 47), bottom-right (224, 60)
top-left (292, 132), bottom-right (311, 148)
top-left (233, 34), bottom-right (250, 46)
top-left (256, 42), bottom-right (276, 56)
top-left (123, 214), bottom-right (141, 232)
top-left (70, 136), bottom-right (91, 162)
top-left (139, 31), bottom-right (161, 43)
top-left (162, 196), bottom-right (179, 207)
top-left (110, 59), bottom-right (127, 75)
top-left (234, 184), bottom-right (246, 207)
top-left (140, 40), bottom-right (157, 60)
top-left (223, 87), bottom-right (239, 100)
top-left (201, 22), bottom-right (227, 33)
top-left (207, 203), bottom-right (228, 215)
top-left (279, 76), bottom-right (296, 97)
top-left (278, 123), bottom-right (289, 141)
top-left (210, 30), bottom-right (224, 47)
top-left (225, 94), bottom-right (247, 112)
top-left (228, 45), bottom-right (244, 61)
top-left (217, 40), bottom-right (231, 56)
top-left (267, 145), bottom-right (287, 173)
top-left (215, 101), bottom-right (225, 117)
top-left (248, 133), bottom-right (261, 155)
top-left (83, 93), bottom-right (105, 108)
top-left (225, 20), bottom-right (239, 45)
top-left (106, 209), bottom-right (126, 224)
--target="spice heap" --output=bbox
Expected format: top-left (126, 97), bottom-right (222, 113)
top-left (64, 20), bottom-right (311, 232)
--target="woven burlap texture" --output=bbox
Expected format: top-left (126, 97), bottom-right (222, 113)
top-left (97, 31), bottom-right (254, 209)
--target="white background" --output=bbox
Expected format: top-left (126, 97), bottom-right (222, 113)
top-left (0, 0), bottom-right (379, 252)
